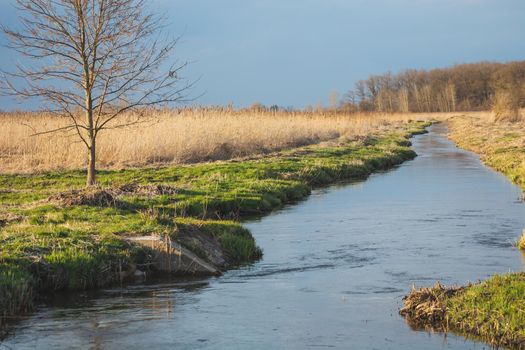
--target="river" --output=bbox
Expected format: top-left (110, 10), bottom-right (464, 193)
top-left (2, 124), bottom-right (525, 349)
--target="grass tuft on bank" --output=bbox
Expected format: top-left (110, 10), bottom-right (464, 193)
top-left (401, 274), bottom-right (525, 349)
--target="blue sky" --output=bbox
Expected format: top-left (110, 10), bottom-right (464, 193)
top-left (1, 0), bottom-right (524, 109)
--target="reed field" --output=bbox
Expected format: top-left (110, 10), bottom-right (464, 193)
top-left (0, 109), bottom-right (439, 174)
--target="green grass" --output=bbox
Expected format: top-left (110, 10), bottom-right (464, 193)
top-left (446, 274), bottom-right (525, 347)
top-left (0, 266), bottom-right (33, 319)
top-left (0, 121), bottom-right (429, 330)
top-left (486, 150), bottom-right (525, 192)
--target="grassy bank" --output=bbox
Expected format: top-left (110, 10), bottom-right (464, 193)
top-left (448, 113), bottom-right (525, 193)
top-left (448, 112), bottom-right (525, 249)
top-left (0, 120), bottom-right (429, 334)
top-left (401, 274), bottom-right (525, 348)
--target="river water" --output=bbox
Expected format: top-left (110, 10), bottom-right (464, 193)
top-left (2, 124), bottom-right (525, 350)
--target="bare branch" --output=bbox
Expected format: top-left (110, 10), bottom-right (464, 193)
top-left (1, 0), bottom-right (193, 186)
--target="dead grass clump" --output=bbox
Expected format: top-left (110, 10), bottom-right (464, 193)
top-left (116, 183), bottom-right (178, 196)
top-left (0, 213), bottom-right (24, 227)
top-left (47, 183), bottom-right (179, 207)
top-left (49, 187), bottom-right (117, 207)
top-left (400, 282), bottom-right (464, 330)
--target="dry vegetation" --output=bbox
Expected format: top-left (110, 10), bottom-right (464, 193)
top-left (400, 282), bottom-right (464, 330)
top-left (0, 109), bottom-right (437, 174)
top-left (447, 110), bottom-right (525, 192)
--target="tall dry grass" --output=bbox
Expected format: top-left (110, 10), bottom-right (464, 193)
top-left (0, 109), bottom-right (441, 174)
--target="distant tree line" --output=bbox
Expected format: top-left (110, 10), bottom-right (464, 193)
top-left (341, 61), bottom-right (525, 114)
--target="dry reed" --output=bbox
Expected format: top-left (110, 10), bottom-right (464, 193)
top-left (0, 109), bottom-right (442, 174)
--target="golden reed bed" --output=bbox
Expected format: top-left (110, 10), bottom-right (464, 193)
top-left (0, 109), bottom-right (449, 174)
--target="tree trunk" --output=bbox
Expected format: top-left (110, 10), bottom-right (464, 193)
top-left (87, 139), bottom-right (96, 186)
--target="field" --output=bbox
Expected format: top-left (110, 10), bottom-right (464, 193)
top-left (0, 110), bottom-right (432, 334)
top-left (0, 109), bottom-right (436, 173)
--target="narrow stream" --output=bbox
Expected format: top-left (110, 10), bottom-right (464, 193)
top-left (2, 124), bottom-right (525, 349)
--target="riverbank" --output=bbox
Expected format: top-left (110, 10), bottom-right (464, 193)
top-left (399, 113), bottom-right (525, 348)
top-left (401, 274), bottom-right (525, 349)
top-left (448, 113), bottom-right (525, 249)
top-left (0, 120), bottom-right (430, 335)
top-left (447, 113), bottom-right (525, 193)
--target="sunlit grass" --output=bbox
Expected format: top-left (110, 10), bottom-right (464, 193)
top-left (446, 274), bottom-right (525, 347)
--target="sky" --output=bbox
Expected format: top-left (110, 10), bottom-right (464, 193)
top-left (0, 0), bottom-right (524, 109)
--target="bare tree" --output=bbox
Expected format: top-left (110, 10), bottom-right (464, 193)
top-left (397, 87), bottom-right (409, 113)
top-left (1, 0), bottom-right (191, 186)
top-left (328, 90), bottom-right (338, 110)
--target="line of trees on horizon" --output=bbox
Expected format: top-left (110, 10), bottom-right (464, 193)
top-left (340, 61), bottom-right (525, 115)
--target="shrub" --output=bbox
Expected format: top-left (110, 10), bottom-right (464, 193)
top-left (493, 90), bottom-right (522, 123)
